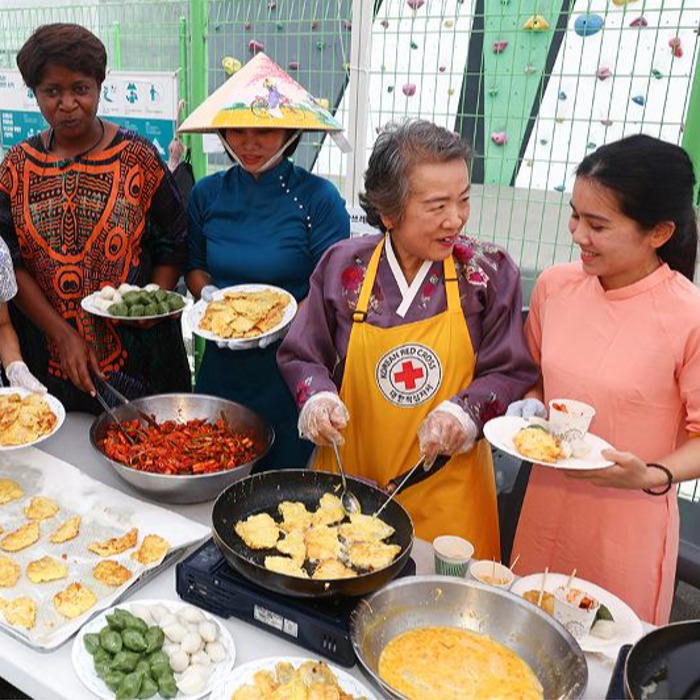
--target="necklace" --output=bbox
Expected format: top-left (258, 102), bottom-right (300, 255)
top-left (46, 117), bottom-right (105, 161)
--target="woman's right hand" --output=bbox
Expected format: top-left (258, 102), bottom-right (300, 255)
top-left (298, 392), bottom-right (349, 445)
top-left (505, 398), bottom-right (547, 419)
top-left (53, 326), bottom-right (103, 395)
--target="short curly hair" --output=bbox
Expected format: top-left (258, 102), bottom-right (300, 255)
top-left (17, 23), bottom-right (107, 89)
top-left (359, 120), bottom-right (472, 233)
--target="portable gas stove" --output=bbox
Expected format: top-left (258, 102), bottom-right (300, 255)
top-left (176, 538), bottom-right (415, 667)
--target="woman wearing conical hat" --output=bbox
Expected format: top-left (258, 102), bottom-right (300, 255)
top-left (180, 53), bottom-right (350, 472)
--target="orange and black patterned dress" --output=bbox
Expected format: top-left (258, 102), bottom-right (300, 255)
top-left (0, 128), bottom-right (191, 412)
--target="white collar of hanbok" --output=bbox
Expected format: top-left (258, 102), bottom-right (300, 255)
top-left (385, 234), bottom-right (432, 318)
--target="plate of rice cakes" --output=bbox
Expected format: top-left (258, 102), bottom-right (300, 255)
top-left (0, 388), bottom-right (65, 450)
top-left (190, 284), bottom-right (297, 350)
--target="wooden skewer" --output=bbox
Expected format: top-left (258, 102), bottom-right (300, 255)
top-left (492, 558), bottom-right (496, 580)
top-left (566, 567), bottom-right (577, 591)
top-left (537, 567), bottom-right (549, 608)
top-left (510, 554), bottom-right (521, 572)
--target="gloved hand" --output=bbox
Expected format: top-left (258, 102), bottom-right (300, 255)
top-left (5, 361), bottom-right (47, 394)
top-left (298, 391), bottom-right (349, 445)
top-left (200, 285), bottom-right (219, 303)
top-left (417, 401), bottom-right (477, 469)
top-left (505, 398), bottom-right (547, 419)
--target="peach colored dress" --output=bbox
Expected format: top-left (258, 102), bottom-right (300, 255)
top-left (512, 263), bottom-right (700, 624)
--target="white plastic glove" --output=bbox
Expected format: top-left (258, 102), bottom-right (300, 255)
top-left (505, 398), bottom-right (547, 419)
top-left (200, 285), bottom-right (219, 303)
top-left (417, 401), bottom-right (477, 469)
top-left (5, 361), bottom-right (47, 394)
top-left (298, 391), bottom-right (349, 445)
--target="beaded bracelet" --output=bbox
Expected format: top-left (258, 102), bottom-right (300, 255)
top-left (642, 462), bottom-right (674, 496)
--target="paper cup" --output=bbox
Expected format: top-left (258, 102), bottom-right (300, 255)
top-left (432, 536), bottom-right (474, 577)
top-left (548, 399), bottom-right (596, 440)
top-left (553, 586), bottom-right (600, 639)
top-left (468, 560), bottom-right (514, 589)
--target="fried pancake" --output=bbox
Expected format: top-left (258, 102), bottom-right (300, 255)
top-left (347, 541), bottom-right (401, 571)
top-left (0, 555), bottom-right (21, 587)
top-left (0, 521), bottom-right (40, 552)
top-left (0, 394), bottom-right (21, 432)
top-left (339, 513), bottom-right (395, 543)
top-left (0, 478), bottom-right (23, 505)
top-left (50, 515), bottom-right (81, 544)
top-left (263, 555), bottom-right (309, 578)
top-left (131, 534), bottom-right (170, 565)
top-left (24, 496), bottom-right (59, 521)
top-left (234, 513), bottom-right (280, 549)
top-left (200, 289), bottom-right (290, 339)
top-left (0, 596), bottom-right (36, 629)
top-left (93, 560), bottom-right (133, 586)
top-left (305, 525), bottom-right (341, 562)
top-left (311, 493), bottom-right (345, 526)
top-left (0, 393), bottom-right (57, 446)
top-left (278, 501), bottom-right (312, 532)
top-left (53, 582), bottom-right (97, 618)
top-left (88, 527), bottom-right (138, 557)
top-left (26, 555), bottom-right (68, 583)
top-left (312, 558), bottom-right (355, 580)
top-left (513, 426), bottom-right (563, 463)
top-left (522, 590), bottom-right (555, 616)
top-left (276, 529), bottom-right (306, 564)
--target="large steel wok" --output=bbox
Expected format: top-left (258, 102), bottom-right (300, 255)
top-left (212, 469), bottom-right (413, 598)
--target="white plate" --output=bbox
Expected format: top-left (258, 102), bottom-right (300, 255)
top-left (0, 386), bottom-right (65, 451)
top-left (510, 572), bottom-right (644, 656)
top-left (190, 284), bottom-right (297, 350)
top-left (72, 599), bottom-right (236, 700)
top-left (483, 416), bottom-right (615, 470)
top-left (210, 656), bottom-right (378, 700)
top-left (81, 290), bottom-right (191, 321)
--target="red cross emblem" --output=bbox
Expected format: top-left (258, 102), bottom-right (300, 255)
top-left (393, 361), bottom-right (424, 389)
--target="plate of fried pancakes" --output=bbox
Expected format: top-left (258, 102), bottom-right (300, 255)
top-left (0, 387), bottom-right (64, 450)
top-left (483, 416), bottom-right (614, 470)
top-left (190, 284), bottom-right (297, 350)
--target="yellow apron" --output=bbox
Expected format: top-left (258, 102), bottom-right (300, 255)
top-left (314, 239), bottom-right (500, 558)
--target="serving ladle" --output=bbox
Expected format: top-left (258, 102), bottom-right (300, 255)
top-left (331, 439), bottom-right (361, 516)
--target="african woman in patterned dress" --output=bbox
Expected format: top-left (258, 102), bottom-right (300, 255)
top-left (0, 24), bottom-right (190, 411)
top-left (278, 121), bottom-right (537, 551)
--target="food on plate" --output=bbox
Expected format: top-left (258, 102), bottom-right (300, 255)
top-left (378, 626), bottom-right (543, 700)
top-left (53, 581), bottom-right (97, 618)
top-left (278, 500), bottom-right (313, 532)
top-left (313, 558), bottom-right (355, 579)
top-left (89, 283), bottom-right (186, 318)
top-left (0, 393), bottom-right (57, 446)
top-left (0, 555), bottom-right (21, 587)
top-left (513, 425), bottom-right (564, 463)
top-left (522, 589), bottom-right (556, 615)
top-left (276, 529), bottom-right (306, 564)
top-left (338, 513), bottom-right (395, 543)
top-left (88, 527), bottom-right (139, 557)
top-left (347, 541), bottom-right (402, 571)
top-left (26, 555), bottom-right (68, 583)
top-left (235, 513), bottom-right (280, 550)
top-left (131, 533), bottom-right (170, 565)
top-left (553, 586), bottom-right (600, 638)
top-left (50, 515), bottom-right (81, 543)
top-left (550, 402), bottom-right (569, 413)
top-left (0, 596), bottom-right (36, 629)
top-left (557, 586), bottom-right (599, 610)
top-left (199, 288), bottom-right (290, 339)
top-left (93, 560), bottom-right (133, 587)
top-left (0, 478), bottom-right (23, 504)
top-left (264, 555), bottom-right (309, 578)
top-left (305, 525), bottom-right (342, 562)
top-left (230, 659), bottom-right (365, 700)
top-left (24, 495), bottom-right (59, 520)
top-left (311, 493), bottom-right (345, 526)
top-left (100, 416), bottom-right (259, 475)
top-left (0, 521), bottom-right (40, 552)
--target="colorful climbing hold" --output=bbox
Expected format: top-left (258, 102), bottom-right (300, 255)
top-left (574, 14), bottom-right (604, 38)
top-left (555, 117), bottom-right (565, 124)
top-left (631, 95), bottom-right (645, 106)
top-left (669, 37), bottom-right (683, 57)
top-left (523, 64), bottom-right (538, 75)
top-left (444, 20), bottom-right (454, 28)
top-left (275, 22), bottom-right (284, 31)
top-left (488, 86), bottom-right (499, 96)
top-left (492, 41), bottom-right (508, 54)
top-left (523, 15), bottom-right (550, 31)
top-left (439, 66), bottom-right (446, 73)
top-left (600, 118), bottom-right (613, 127)
top-left (288, 61), bottom-right (300, 70)
top-left (342, 62), bottom-right (351, 73)
top-left (539, 139), bottom-right (548, 145)
top-left (612, 0), bottom-right (638, 5)
top-left (267, 1), bottom-right (276, 9)
top-left (629, 16), bottom-right (648, 27)
top-left (244, 22), bottom-right (252, 30)
top-left (221, 56), bottom-right (242, 75)
top-left (407, 0), bottom-right (425, 9)
top-left (316, 41), bottom-right (326, 50)
top-left (387, 86), bottom-right (394, 93)
top-left (380, 64), bottom-right (386, 72)
top-left (410, 41), bottom-right (419, 49)
top-left (315, 98), bottom-right (330, 109)
top-left (651, 68), bottom-right (664, 79)
top-left (380, 19), bottom-right (389, 29)
top-left (402, 83), bottom-right (417, 97)
top-left (558, 91), bottom-right (567, 101)
top-left (554, 184), bottom-right (566, 192)
top-left (491, 132), bottom-right (508, 145)
top-left (447, 87), bottom-right (456, 96)
top-left (311, 20), bottom-right (319, 30)
top-left (343, 20), bottom-right (352, 30)
top-left (248, 40), bottom-right (264, 54)
top-left (596, 66), bottom-right (612, 80)
top-left (586, 142), bottom-right (597, 149)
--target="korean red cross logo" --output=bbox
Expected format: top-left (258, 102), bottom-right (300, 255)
top-left (375, 343), bottom-right (442, 407)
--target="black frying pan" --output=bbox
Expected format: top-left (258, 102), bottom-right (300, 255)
top-left (625, 620), bottom-right (700, 699)
top-left (211, 469), bottom-right (414, 598)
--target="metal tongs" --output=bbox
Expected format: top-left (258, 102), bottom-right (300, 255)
top-left (93, 375), bottom-right (158, 439)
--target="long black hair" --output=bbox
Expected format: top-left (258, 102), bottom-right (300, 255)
top-left (576, 134), bottom-right (698, 281)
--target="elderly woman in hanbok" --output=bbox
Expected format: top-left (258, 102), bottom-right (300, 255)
top-left (278, 120), bottom-right (537, 553)
top-left (507, 134), bottom-right (700, 624)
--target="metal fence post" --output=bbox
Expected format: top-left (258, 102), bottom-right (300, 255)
top-left (188, 0), bottom-right (208, 182)
top-left (682, 46), bottom-right (700, 207)
top-left (112, 21), bottom-right (122, 70)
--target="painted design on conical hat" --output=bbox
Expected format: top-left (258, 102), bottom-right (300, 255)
top-left (179, 52), bottom-right (342, 133)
